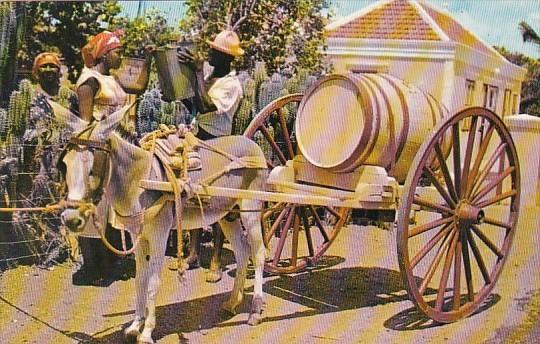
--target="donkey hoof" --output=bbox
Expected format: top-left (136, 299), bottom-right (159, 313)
top-left (137, 335), bottom-right (155, 344)
top-left (220, 302), bottom-right (238, 317)
top-left (205, 269), bottom-right (222, 283)
top-left (247, 312), bottom-right (263, 326)
top-left (125, 328), bottom-right (140, 339)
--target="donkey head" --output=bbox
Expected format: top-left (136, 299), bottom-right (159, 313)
top-left (59, 103), bottom-right (133, 232)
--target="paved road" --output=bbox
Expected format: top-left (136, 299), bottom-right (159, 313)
top-left (1, 208), bottom-right (539, 344)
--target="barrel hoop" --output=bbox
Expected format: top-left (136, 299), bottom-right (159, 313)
top-left (365, 75), bottom-right (396, 175)
top-left (423, 89), bottom-right (438, 127)
top-left (296, 74), bottom-right (372, 170)
top-left (376, 74), bottom-right (409, 167)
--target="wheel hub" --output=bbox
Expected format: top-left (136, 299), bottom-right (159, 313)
top-left (456, 201), bottom-right (484, 227)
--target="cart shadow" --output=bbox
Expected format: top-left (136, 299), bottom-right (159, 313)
top-left (93, 265), bottom-right (414, 343)
top-left (383, 293), bottom-right (501, 331)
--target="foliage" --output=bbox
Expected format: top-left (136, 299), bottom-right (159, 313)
top-left (18, 1), bottom-right (122, 83)
top-left (519, 21), bottom-right (540, 46)
top-left (179, 0), bottom-right (331, 74)
top-left (109, 9), bottom-right (178, 58)
top-left (495, 46), bottom-right (540, 117)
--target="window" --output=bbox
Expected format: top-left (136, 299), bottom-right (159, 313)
top-left (483, 84), bottom-right (499, 113)
top-left (465, 79), bottom-right (475, 106)
top-left (502, 89), bottom-right (512, 116)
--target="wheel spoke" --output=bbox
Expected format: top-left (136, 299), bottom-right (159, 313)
top-left (413, 196), bottom-right (454, 215)
top-left (408, 216), bottom-right (455, 238)
top-left (452, 123), bottom-right (462, 198)
top-left (273, 206), bottom-right (296, 266)
top-left (265, 206), bottom-right (291, 244)
top-left (471, 167), bottom-right (515, 204)
top-left (461, 229), bottom-right (475, 302)
top-left (461, 116), bottom-right (478, 196)
top-left (435, 232), bottom-right (459, 311)
top-left (423, 166), bottom-right (457, 209)
top-left (290, 212), bottom-right (300, 266)
top-left (419, 229), bottom-right (456, 295)
top-left (467, 142), bottom-right (507, 198)
top-left (260, 125), bottom-right (288, 165)
top-left (310, 206), bottom-right (330, 242)
top-left (323, 206), bottom-right (341, 220)
top-left (466, 230), bottom-right (491, 285)
top-left (434, 143), bottom-right (459, 202)
top-left (468, 122), bottom-right (496, 193)
top-left (476, 189), bottom-right (517, 209)
top-left (277, 108), bottom-right (295, 160)
top-left (410, 224), bottom-right (453, 269)
top-left (471, 224), bottom-right (504, 259)
top-left (483, 216), bottom-right (513, 230)
top-left (453, 235), bottom-right (462, 310)
top-left (300, 208), bottom-right (315, 257)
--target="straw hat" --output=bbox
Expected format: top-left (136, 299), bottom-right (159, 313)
top-left (206, 30), bottom-right (244, 57)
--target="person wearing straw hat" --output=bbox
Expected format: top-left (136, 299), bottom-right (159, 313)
top-left (176, 29), bottom-right (244, 283)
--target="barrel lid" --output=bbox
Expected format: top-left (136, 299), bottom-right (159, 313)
top-left (296, 74), bottom-right (366, 169)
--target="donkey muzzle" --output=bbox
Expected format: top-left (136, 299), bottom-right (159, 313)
top-left (61, 208), bottom-right (87, 232)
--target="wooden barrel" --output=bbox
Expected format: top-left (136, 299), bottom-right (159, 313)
top-left (295, 73), bottom-right (449, 183)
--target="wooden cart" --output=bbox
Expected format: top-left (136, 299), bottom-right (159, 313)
top-left (147, 72), bottom-right (521, 323)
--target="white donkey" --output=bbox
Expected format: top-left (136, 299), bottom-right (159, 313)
top-left (59, 104), bottom-right (268, 343)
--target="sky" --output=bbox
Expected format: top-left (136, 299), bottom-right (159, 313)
top-left (120, 0), bottom-right (540, 59)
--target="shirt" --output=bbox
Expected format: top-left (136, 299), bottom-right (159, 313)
top-left (195, 70), bottom-right (243, 137)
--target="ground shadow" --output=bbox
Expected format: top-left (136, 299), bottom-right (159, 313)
top-left (384, 293), bottom-right (501, 331)
top-left (93, 265), bottom-right (411, 343)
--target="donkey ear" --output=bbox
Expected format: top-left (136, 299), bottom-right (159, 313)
top-left (46, 99), bottom-right (89, 133)
top-left (90, 101), bottom-right (137, 141)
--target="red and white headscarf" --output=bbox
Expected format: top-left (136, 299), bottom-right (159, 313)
top-left (81, 30), bottom-right (123, 68)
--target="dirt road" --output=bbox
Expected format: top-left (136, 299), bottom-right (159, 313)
top-left (1, 208), bottom-right (539, 344)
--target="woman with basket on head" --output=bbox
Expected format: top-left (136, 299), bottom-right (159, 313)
top-left (72, 30), bottom-right (132, 285)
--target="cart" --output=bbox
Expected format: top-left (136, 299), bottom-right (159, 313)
top-left (145, 72), bottom-right (521, 323)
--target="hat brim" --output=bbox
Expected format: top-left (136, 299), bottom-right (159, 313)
top-left (207, 40), bottom-right (244, 57)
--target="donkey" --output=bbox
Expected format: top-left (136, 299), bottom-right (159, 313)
top-left (59, 104), bottom-right (268, 343)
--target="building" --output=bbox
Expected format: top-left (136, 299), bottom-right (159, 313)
top-left (324, 0), bottom-right (527, 116)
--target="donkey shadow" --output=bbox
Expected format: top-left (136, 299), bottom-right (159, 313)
top-left (87, 264), bottom-right (417, 343)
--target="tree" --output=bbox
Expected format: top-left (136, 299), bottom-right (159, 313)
top-left (495, 46), bottom-right (540, 117)
top-left (18, 1), bottom-right (121, 83)
top-left (519, 21), bottom-right (540, 46)
top-left (179, 0), bottom-right (331, 74)
top-left (1, 2), bottom-right (26, 103)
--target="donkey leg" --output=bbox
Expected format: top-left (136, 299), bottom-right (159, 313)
top-left (218, 219), bottom-right (249, 316)
top-left (138, 233), bottom-right (168, 344)
top-left (206, 223), bottom-right (224, 283)
top-left (242, 199), bottom-right (266, 326)
top-left (125, 239), bottom-right (150, 339)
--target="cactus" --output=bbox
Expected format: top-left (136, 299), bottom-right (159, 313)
top-left (7, 79), bottom-right (33, 137)
top-left (242, 77), bottom-right (256, 104)
top-left (232, 99), bottom-right (253, 135)
top-left (0, 108), bottom-right (7, 142)
top-left (57, 85), bottom-right (76, 109)
top-left (253, 125), bottom-right (274, 159)
top-left (257, 73), bottom-right (286, 112)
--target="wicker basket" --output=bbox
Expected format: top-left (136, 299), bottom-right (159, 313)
top-left (115, 57), bottom-right (151, 94)
top-left (154, 46), bottom-right (195, 102)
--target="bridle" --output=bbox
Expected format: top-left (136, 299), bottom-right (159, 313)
top-left (58, 134), bottom-right (112, 207)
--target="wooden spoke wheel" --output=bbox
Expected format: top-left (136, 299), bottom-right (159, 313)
top-left (244, 94), bottom-right (351, 274)
top-left (397, 107), bottom-right (520, 323)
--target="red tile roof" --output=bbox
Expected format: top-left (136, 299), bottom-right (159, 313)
top-left (417, 2), bottom-right (494, 55)
top-left (326, 0), bottom-right (441, 41)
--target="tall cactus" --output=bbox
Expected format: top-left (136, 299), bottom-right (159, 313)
top-left (7, 79), bottom-right (33, 137)
top-left (257, 73), bottom-right (286, 112)
top-left (0, 108), bottom-right (7, 141)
